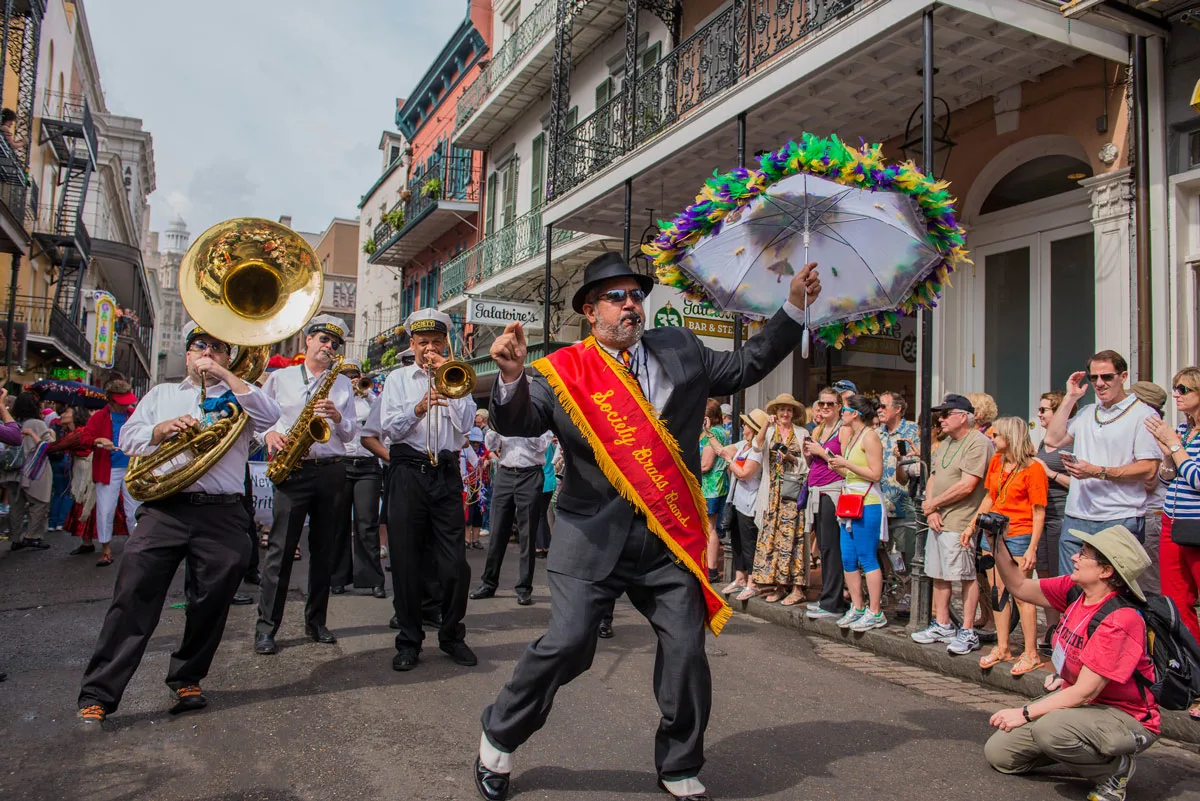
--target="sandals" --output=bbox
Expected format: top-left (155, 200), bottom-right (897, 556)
top-left (979, 646), bottom-right (1013, 669)
top-left (781, 589), bottom-right (806, 607)
top-left (1189, 701), bottom-right (1200, 721)
top-left (721, 581), bottom-right (744, 595)
top-left (763, 589), bottom-right (787, 603)
top-left (1010, 651), bottom-right (1046, 677)
top-left (96, 554), bottom-right (113, 567)
top-left (735, 586), bottom-right (762, 602)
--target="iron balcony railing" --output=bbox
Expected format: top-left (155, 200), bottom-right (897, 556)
top-left (455, 0), bottom-right (557, 129)
top-left (552, 0), bottom-right (862, 197)
top-left (438, 204), bottom-right (579, 303)
top-left (370, 150), bottom-right (482, 259)
top-left (0, 135), bottom-right (29, 222)
top-left (41, 91), bottom-right (99, 161)
top-left (466, 339), bottom-right (573, 378)
top-left (4, 293), bottom-right (89, 361)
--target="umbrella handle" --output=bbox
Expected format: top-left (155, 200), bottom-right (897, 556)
top-left (801, 236), bottom-right (811, 359)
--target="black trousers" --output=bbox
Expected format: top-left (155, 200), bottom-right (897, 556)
top-left (332, 458), bottom-right (385, 589)
top-left (479, 466), bottom-right (541, 593)
top-left (483, 519), bottom-right (710, 781)
top-left (732, 510), bottom-right (758, 574)
top-left (78, 498), bottom-right (251, 712)
top-left (535, 491), bottom-right (553, 551)
top-left (381, 460), bottom-right (443, 618)
top-left (242, 467), bottom-right (260, 576)
top-left (387, 446), bottom-right (470, 651)
top-left (256, 460), bottom-right (346, 638)
top-left (815, 492), bottom-right (847, 613)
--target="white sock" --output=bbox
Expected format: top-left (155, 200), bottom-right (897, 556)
top-left (661, 777), bottom-right (706, 797)
top-left (479, 732), bottom-right (512, 774)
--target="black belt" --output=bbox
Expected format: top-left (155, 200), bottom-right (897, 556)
top-left (389, 443), bottom-right (456, 473)
top-left (151, 492), bottom-right (244, 507)
top-left (501, 465), bottom-right (542, 473)
top-left (345, 456), bottom-right (380, 467)
top-left (300, 456), bottom-right (344, 468)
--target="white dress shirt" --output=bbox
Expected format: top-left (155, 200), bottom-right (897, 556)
top-left (362, 398), bottom-right (386, 444)
top-left (485, 430), bottom-right (554, 469)
top-left (344, 394), bottom-right (377, 459)
top-left (260, 363), bottom-right (358, 460)
top-left (119, 377), bottom-right (281, 495)
top-left (379, 363), bottom-right (476, 454)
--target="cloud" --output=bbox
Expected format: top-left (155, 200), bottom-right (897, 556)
top-left (84, 0), bottom-right (472, 238)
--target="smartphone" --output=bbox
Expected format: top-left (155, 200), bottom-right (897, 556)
top-left (1060, 452), bottom-right (1077, 465)
top-left (898, 440), bottom-right (909, 457)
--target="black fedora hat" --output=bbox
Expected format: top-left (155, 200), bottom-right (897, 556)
top-left (571, 252), bottom-right (655, 313)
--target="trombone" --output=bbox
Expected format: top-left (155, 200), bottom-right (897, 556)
top-left (422, 341), bottom-right (476, 465)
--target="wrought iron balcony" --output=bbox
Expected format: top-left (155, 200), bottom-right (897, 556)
top-left (551, 0), bottom-right (862, 197)
top-left (0, 135), bottom-right (29, 230)
top-left (4, 293), bottom-right (89, 364)
top-left (438, 204), bottom-right (579, 304)
top-left (455, 0), bottom-right (557, 130)
top-left (40, 92), bottom-right (98, 164)
top-left (466, 339), bottom-right (573, 378)
top-left (32, 203), bottom-right (90, 267)
top-left (367, 150), bottom-right (482, 267)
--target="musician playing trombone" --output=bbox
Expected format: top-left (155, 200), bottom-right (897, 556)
top-left (77, 322), bottom-right (281, 725)
top-left (378, 308), bottom-right (477, 672)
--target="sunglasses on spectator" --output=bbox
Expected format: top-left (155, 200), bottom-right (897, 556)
top-left (1174, 384), bottom-right (1197, 396)
top-left (1088, 372), bottom-right (1119, 384)
top-left (1036, 406), bottom-right (1053, 414)
top-left (841, 407), bottom-right (859, 416)
top-left (316, 334), bottom-right (341, 350)
top-left (814, 400), bottom-right (837, 408)
top-left (595, 288), bottom-right (646, 305)
top-left (938, 410), bottom-right (967, 420)
top-left (187, 338), bottom-right (231, 355)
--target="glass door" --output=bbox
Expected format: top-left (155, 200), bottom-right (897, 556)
top-left (983, 243), bottom-right (1032, 419)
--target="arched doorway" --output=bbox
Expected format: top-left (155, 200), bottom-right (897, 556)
top-left (951, 142), bottom-right (1098, 421)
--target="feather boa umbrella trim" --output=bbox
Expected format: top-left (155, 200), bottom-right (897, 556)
top-left (641, 133), bottom-right (971, 349)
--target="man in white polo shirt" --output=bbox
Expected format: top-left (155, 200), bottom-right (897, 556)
top-left (1043, 349), bottom-right (1161, 573)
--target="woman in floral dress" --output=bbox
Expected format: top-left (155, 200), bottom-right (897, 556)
top-left (748, 394), bottom-right (810, 604)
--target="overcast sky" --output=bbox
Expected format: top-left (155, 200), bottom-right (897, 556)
top-left (86, 0), bottom-right (471, 240)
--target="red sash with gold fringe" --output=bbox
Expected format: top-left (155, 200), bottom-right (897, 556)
top-left (534, 337), bottom-right (732, 635)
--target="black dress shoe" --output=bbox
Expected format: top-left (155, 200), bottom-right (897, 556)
top-left (440, 641), bottom-right (478, 666)
top-left (306, 625), bottom-right (337, 644)
top-left (598, 622), bottom-right (614, 639)
top-left (69, 544), bottom-right (96, 555)
top-left (330, 585), bottom-right (346, 595)
top-left (422, 611), bottom-right (444, 627)
top-left (372, 585), bottom-right (386, 599)
top-left (230, 593), bottom-right (253, 606)
top-left (243, 570), bottom-right (262, 585)
top-left (254, 633), bottom-right (277, 655)
top-left (469, 586), bottom-right (495, 600)
top-left (389, 615), bottom-right (400, 630)
top-left (516, 591), bottom-right (532, 606)
top-left (474, 756), bottom-right (510, 801)
top-left (392, 649), bottom-right (419, 671)
top-left (657, 779), bottom-right (710, 800)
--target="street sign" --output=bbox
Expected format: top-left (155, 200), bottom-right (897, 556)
top-left (51, 367), bottom-right (88, 381)
top-left (467, 297), bottom-right (543, 328)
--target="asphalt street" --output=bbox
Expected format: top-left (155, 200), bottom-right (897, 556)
top-left (1, 529), bottom-right (1198, 801)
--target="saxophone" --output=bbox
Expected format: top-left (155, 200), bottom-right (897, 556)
top-left (266, 354), bottom-right (345, 484)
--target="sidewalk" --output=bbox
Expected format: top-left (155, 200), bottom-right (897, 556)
top-left (733, 593), bottom-right (1200, 746)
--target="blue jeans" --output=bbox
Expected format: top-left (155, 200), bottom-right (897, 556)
top-left (1059, 515), bottom-right (1145, 575)
top-left (49, 457), bottom-right (72, 529)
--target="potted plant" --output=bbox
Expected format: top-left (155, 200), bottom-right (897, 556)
top-left (362, 237), bottom-right (377, 255)
top-left (399, 188), bottom-right (412, 202)
top-left (383, 207), bottom-right (405, 229)
top-left (421, 177), bottom-right (442, 200)
top-left (360, 356), bottom-right (371, 373)
top-left (381, 347), bottom-right (397, 368)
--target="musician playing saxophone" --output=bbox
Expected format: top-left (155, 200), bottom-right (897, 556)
top-left (254, 315), bottom-right (358, 656)
top-left (77, 322), bottom-right (281, 725)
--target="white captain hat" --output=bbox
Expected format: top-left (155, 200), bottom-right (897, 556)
top-left (404, 308), bottom-right (453, 336)
top-left (306, 314), bottom-right (348, 342)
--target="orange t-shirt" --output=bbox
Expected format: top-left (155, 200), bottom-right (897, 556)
top-left (984, 455), bottom-right (1049, 536)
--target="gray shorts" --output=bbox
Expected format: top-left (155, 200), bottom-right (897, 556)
top-left (924, 529), bottom-right (976, 581)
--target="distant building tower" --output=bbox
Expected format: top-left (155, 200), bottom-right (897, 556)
top-left (154, 214), bottom-right (192, 381)
top-left (163, 214), bottom-right (190, 255)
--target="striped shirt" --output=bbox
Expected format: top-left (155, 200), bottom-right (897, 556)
top-left (1161, 423), bottom-right (1200, 520)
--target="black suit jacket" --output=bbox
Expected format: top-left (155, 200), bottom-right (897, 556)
top-left (490, 308), bottom-right (805, 581)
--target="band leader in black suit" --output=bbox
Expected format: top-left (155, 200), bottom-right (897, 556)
top-left (473, 253), bottom-right (821, 801)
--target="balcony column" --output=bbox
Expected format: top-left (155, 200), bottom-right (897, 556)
top-left (731, 113), bottom-right (746, 440)
top-left (3, 256), bottom-right (18, 373)
top-left (623, 0), bottom-right (640, 152)
top-left (547, 0), bottom-right (576, 200)
top-left (622, 179), bottom-right (633, 261)
top-left (543, 224), bottom-right (553, 351)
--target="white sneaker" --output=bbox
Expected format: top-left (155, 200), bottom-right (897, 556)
top-left (850, 610), bottom-right (888, 631)
top-left (911, 621), bottom-right (957, 644)
top-left (836, 607), bottom-right (865, 629)
top-left (806, 606), bottom-right (839, 620)
top-left (947, 628), bottom-right (981, 655)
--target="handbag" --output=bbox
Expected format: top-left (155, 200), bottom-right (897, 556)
top-left (0, 444), bottom-right (24, 472)
top-left (779, 472), bottom-right (803, 504)
top-left (1170, 517), bottom-right (1200, 547)
top-left (835, 483), bottom-right (874, 519)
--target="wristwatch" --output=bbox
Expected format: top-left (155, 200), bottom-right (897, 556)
top-left (1170, 444), bottom-right (1183, 454)
top-left (1021, 706), bottom-right (1032, 723)
top-left (1098, 467), bottom-right (1109, 480)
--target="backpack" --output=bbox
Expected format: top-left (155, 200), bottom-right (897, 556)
top-left (1066, 586), bottom-right (1200, 711)
top-left (0, 444), bottom-right (23, 472)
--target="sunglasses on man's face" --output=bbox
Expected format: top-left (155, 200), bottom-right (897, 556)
top-left (1088, 372), bottom-right (1119, 384)
top-left (938, 410), bottom-right (966, 421)
top-left (814, 401), bottom-right (837, 408)
top-left (596, 288), bottom-right (646, 305)
top-left (1174, 384), bottom-right (1197, 396)
top-left (316, 334), bottom-right (341, 350)
top-left (187, 338), bottom-right (231, 355)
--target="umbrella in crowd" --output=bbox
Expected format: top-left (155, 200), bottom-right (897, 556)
top-left (643, 133), bottom-right (970, 349)
top-left (27, 378), bottom-right (108, 409)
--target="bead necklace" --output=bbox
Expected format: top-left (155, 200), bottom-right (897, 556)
top-left (1093, 397), bottom-right (1136, 427)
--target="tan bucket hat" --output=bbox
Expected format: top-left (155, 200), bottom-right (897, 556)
top-left (739, 408), bottom-right (769, 433)
top-left (765, 393), bottom-right (804, 415)
top-left (1067, 524), bottom-right (1151, 602)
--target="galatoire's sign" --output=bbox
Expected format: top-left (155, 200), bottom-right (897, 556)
top-left (467, 297), bottom-right (543, 328)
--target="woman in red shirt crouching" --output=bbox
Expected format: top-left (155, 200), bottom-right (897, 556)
top-left (984, 523), bottom-right (1157, 801)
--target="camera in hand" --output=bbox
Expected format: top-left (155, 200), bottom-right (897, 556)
top-left (973, 512), bottom-right (1009, 571)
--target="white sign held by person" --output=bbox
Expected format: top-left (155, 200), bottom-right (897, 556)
top-left (467, 298), bottom-right (542, 328)
top-left (248, 461), bottom-right (274, 527)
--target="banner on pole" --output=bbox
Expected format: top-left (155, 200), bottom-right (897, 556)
top-left (92, 291), bottom-right (117, 369)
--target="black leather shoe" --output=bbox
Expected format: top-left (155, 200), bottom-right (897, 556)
top-left (230, 593), bottom-right (253, 606)
top-left (69, 544), bottom-right (96, 555)
top-left (598, 622), bottom-right (614, 639)
top-left (330, 585), bottom-right (346, 595)
top-left (440, 641), bottom-right (478, 666)
top-left (657, 778), bottom-right (711, 800)
top-left (389, 615), bottom-right (400, 630)
top-left (392, 649), bottom-right (419, 671)
top-left (469, 586), bottom-right (495, 600)
top-left (306, 625), bottom-right (337, 644)
top-left (254, 633), bottom-right (277, 655)
top-left (422, 611), bottom-right (443, 628)
top-left (474, 756), bottom-right (510, 801)
top-left (516, 591), bottom-right (532, 606)
top-left (372, 585), bottom-right (386, 599)
top-left (243, 570), bottom-right (262, 585)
